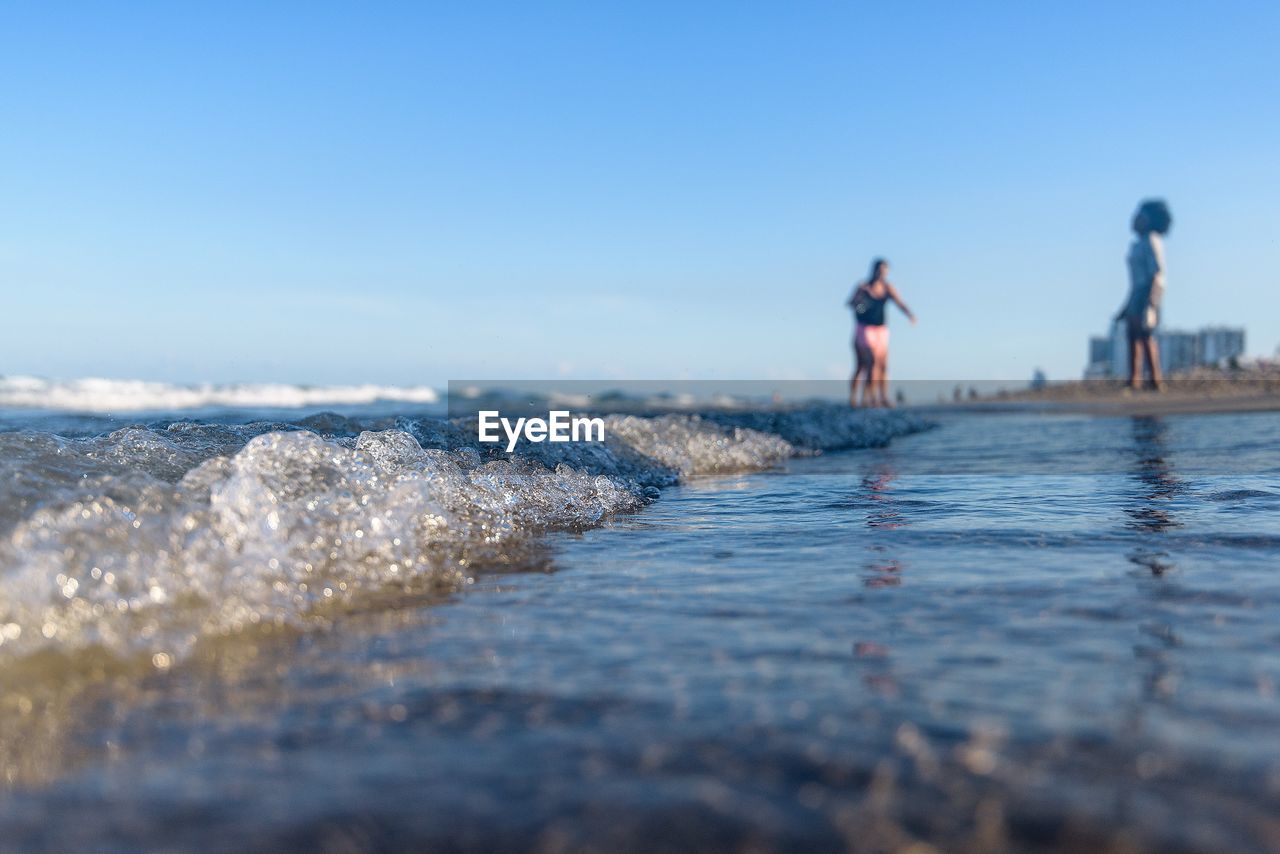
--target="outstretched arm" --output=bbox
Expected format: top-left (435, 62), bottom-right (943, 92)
top-left (887, 283), bottom-right (917, 324)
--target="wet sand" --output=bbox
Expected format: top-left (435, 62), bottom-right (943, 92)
top-left (940, 369), bottom-right (1280, 417)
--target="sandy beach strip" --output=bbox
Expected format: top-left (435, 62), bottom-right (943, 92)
top-left (924, 370), bottom-right (1280, 417)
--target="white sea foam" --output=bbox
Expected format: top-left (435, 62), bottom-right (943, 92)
top-left (0, 407), bottom-right (929, 663)
top-left (603, 414), bottom-right (793, 475)
top-left (0, 376), bottom-right (440, 412)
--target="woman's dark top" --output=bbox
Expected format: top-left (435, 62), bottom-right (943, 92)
top-left (852, 285), bottom-right (888, 326)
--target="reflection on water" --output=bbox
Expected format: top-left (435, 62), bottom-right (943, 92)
top-left (861, 468), bottom-right (907, 530)
top-left (854, 466), bottom-right (909, 587)
top-left (1125, 416), bottom-right (1184, 534)
top-left (1114, 419), bottom-right (1195, 833)
top-left (862, 560), bottom-right (902, 588)
top-left (1125, 417), bottom-right (1184, 575)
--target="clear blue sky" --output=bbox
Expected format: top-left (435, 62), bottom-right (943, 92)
top-left (2, 1), bottom-right (1277, 385)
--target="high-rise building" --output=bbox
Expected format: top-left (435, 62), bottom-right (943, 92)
top-left (1160, 330), bottom-right (1200, 373)
top-left (1084, 322), bottom-right (1130, 378)
top-left (1199, 327), bottom-right (1246, 366)
top-left (1083, 323), bottom-right (1245, 378)
top-left (1088, 336), bottom-right (1111, 369)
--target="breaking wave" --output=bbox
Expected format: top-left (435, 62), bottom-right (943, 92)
top-left (0, 376), bottom-right (440, 412)
top-left (0, 407), bottom-right (928, 665)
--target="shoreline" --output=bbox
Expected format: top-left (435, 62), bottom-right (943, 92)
top-left (912, 369), bottom-right (1280, 417)
top-left (928, 390), bottom-right (1280, 417)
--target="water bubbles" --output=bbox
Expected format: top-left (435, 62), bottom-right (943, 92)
top-left (603, 414), bottom-right (794, 476)
top-left (0, 409), bottom-right (925, 665)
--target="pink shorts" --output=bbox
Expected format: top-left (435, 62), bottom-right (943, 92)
top-left (854, 323), bottom-right (890, 361)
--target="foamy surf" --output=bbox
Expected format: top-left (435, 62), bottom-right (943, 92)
top-left (0, 376), bottom-right (441, 412)
top-left (0, 407), bottom-right (929, 665)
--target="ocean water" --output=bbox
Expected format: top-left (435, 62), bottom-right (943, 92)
top-left (0, 399), bottom-right (1278, 852)
top-left (0, 376), bottom-right (441, 413)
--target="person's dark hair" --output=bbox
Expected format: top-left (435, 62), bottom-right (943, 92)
top-left (867, 257), bottom-right (888, 283)
top-left (1135, 199), bottom-right (1172, 235)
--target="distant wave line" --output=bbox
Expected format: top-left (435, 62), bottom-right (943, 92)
top-left (0, 376), bottom-right (440, 412)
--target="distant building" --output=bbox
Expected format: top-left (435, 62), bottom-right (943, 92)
top-left (1086, 330), bottom-right (1126, 379)
top-left (1161, 330), bottom-right (1200, 373)
top-left (1088, 337), bottom-right (1111, 371)
top-left (1200, 327), bottom-right (1246, 365)
top-left (1084, 323), bottom-right (1245, 378)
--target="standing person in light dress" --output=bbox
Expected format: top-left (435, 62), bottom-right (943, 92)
top-left (1116, 199), bottom-right (1173, 391)
top-left (848, 258), bottom-right (916, 408)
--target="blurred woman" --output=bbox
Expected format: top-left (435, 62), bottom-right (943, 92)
top-left (848, 258), bottom-right (916, 408)
top-left (1116, 199), bottom-right (1173, 391)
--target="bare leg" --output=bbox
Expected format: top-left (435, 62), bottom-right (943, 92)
top-left (1143, 337), bottom-right (1163, 390)
top-left (849, 368), bottom-right (866, 407)
top-left (882, 352), bottom-right (894, 407)
top-left (1128, 338), bottom-right (1143, 389)
top-left (871, 357), bottom-right (889, 407)
top-left (851, 348), bottom-right (871, 407)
